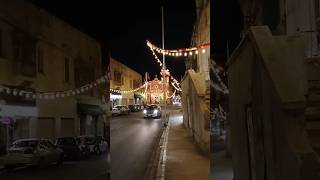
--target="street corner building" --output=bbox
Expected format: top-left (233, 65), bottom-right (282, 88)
top-left (109, 57), bottom-right (144, 107)
top-left (181, 0), bottom-right (210, 155)
top-left (226, 0), bottom-right (320, 180)
top-left (0, 0), bottom-right (108, 149)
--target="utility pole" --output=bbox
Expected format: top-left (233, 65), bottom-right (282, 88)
top-left (161, 6), bottom-right (167, 120)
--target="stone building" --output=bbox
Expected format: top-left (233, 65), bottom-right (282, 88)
top-left (109, 57), bottom-right (143, 107)
top-left (181, 0), bottom-right (210, 154)
top-left (0, 0), bottom-right (106, 147)
top-left (226, 0), bottom-right (320, 179)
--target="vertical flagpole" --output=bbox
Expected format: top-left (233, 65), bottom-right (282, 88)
top-left (161, 5), bottom-right (167, 120)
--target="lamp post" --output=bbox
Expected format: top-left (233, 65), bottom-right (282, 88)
top-left (161, 6), bottom-right (167, 120)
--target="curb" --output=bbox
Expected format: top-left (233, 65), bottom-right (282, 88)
top-left (144, 112), bottom-right (170, 180)
top-left (155, 114), bottom-right (169, 180)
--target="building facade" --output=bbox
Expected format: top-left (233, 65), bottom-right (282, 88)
top-left (225, 0), bottom-right (320, 179)
top-left (109, 57), bottom-right (143, 107)
top-left (181, 0), bottom-right (210, 154)
top-left (0, 0), bottom-right (106, 148)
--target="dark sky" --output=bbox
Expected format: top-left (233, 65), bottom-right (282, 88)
top-left (212, 0), bottom-right (243, 66)
top-left (29, 0), bottom-right (196, 81)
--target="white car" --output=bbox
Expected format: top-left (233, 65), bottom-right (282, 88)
top-left (143, 104), bottom-right (162, 118)
top-left (114, 105), bottom-right (130, 115)
top-left (2, 138), bottom-right (63, 171)
top-left (112, 107), bottom-right (121, 116)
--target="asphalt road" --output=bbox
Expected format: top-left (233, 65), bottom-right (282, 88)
top-left (0, 153), bottom-right (109, 180)
top-left (110, 111), bottom-right (163, 180)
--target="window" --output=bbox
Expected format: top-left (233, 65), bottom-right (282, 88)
top-left (65, 58), bottom-right (70, 83)
top-left (37, 48), bottom-right (44, 73)
top-left (114, 70), bottom-right (122, 84)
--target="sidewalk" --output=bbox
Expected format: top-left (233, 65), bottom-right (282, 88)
top-left (211, 151), bottom-right (234, 180)
top-left (165, 110), bottom-right (210, 180)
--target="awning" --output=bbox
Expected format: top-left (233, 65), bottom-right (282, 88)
top-left (77, 103), bottom-right (104, 115)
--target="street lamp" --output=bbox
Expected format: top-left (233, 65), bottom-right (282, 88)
top-left (161, 6), bottom-right (167, 120)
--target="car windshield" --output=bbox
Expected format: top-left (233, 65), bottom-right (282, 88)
top-left (57, 138), bottom-right (76, 145)
top-left (146, 105), bottom-right (157, 110)
top-left (12, 140), bottom-right (38, 148)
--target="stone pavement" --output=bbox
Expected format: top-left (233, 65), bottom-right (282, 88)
top-left (211, 151), bottom-right (234, 180)
top-left (165, 110), bottom-right (210, 180)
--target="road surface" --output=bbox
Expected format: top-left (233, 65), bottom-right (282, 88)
top-left (0, 153), bottom-right (109, 180)
top-left (110, 111), bottom-right (163, 180)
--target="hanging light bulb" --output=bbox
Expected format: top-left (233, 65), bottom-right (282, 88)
top-left (189, 51), bottom-right (193, 56)
top-left (195, 50), bottom-right (199, 54)
top-left (32, 94), bottom-right (37, 99)
top-left (202, 49), bottom-right (206, 53)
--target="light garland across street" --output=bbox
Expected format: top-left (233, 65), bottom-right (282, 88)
top-left (147, 44), bottom-right (183, 92)
top-left (147, 40), bottom-right (209, 57)
top-left (110, 82), bottom-right (148, 94)
top-left (0, 74), bottom-right (109, 100)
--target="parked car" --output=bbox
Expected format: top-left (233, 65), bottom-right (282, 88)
top-left (55, 137), bottom-right (85, 160)
top-left (143, 104), bottom-right (162, 118)
top-left (135, 104), bottom-right (144, 111)
top-left (114, 105), bottom-right (130, 115)
top-left (2, 138), bottom-right (63, 171)
top-left (78, 136), bottom-right (108, 155)
top-left (128, 105), bottom-right (137, 112)
top-left (112, 107), bottom-right (121, 116)
top-left (76, 136), bottom-right (91, 156)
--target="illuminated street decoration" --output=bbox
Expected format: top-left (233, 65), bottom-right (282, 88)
top-left (147, 40), bottom-right (209, 57)
top-left (110, 83), bottom-right (148, 94)
top-left (146, 43), bottom-right (183, 92)
top-left (0, 74), bottom-right (109, 100)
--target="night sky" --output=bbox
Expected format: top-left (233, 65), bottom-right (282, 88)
top-left (29, 0), bottom-right (196, 81)
top-left (212, 0), bottom-right (243, 66)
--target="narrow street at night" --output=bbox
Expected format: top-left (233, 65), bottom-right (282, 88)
top-left (0, 154), bottom-right (109, 180)
top-left (110, 111), bottom-right (164, 180)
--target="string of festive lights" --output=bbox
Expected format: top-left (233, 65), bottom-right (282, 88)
top-left (167, 90), bottom-right (176, 99)
top-left (0, 75), bottom-right (108, 100)
top-left (110, 82), bottom-right (148, 94)
top-left (147, 40), bottom-right (209, 57)
top-left (171, 82), bottom-right (182, 92)
top-left (148, 47), bottom-right (183, 91)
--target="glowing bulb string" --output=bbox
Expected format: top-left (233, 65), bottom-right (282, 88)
top-left (0, 74), bottom-right (109, 100)
top-left (110, 82), bottom-right (148, 94)
top-left (147, 40), bottom-right (209, 57)
top-left (148, 47), bottom-right (182, 90)
top-left (171, 82), bottom-right (182, 92)
top-left (167, 90), bottom-right (176, 99)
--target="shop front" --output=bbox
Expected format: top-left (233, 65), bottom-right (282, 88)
top-left (110, 92), bottom-right (122, 108)
top-left (77, 103), bottom-right (104, 136)
top-left (0, 104), bottom-right (38, 149)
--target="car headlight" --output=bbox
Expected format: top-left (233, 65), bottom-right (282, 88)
top-left (143, 110), bottom-right (147, 114)
top-left (154, 109), bottom-right (158, 114)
